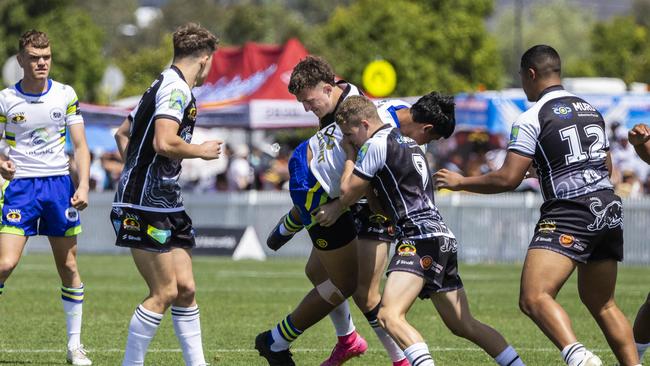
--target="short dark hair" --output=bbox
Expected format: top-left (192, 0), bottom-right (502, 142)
top-left (19, 30), bottom-right (50, 51)
top-left (336, 95), bottom-right (380, 127)
top-left (411, 92), bottom-right (456, 139)
top-left (520, 45), bottom-right (561, 77)
top-left (288, 56), bottom-right (336, 95)
top-left (173, 23), bottom-right (219, 59)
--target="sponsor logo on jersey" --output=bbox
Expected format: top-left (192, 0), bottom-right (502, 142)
top-left (147, 225), bottom-right (171, 245)
top-left (534, 236), bottom-right (553, 243)
top-left (572, 102), bottom-right (596, 112)
top-left (537, 219), bottom-right (556, 233)
top-left (316, 238), bottom-right (328, 248)
top-left (6, 209), bottom-right (21, 223)
top-left (169, 89), bottom-right (187, 111)
top-left (122, 234), bottom-right (142, 241)
top-left (397, 241), bottom-right (417, 256)
top-left (356, 143), bottom-right (369, 164)
top-left (188, 107), bottom-right (197, 121)
top-left (559, 234), bottom-right (574, 247)
top-left (123, 215), bottom-right (141, 231)
top-left (509, 126), bottom-right (520, 145)
top-left (587, 197), bottom-right (623, 231)
top-left (395, 259), bottom-right (414, 266)
top-left (552, 103), bottom-right (573, 119)
top-left (50, 108), bottom-right (64, 121)
top-left (420, 255), bottom-right (434, 270)
top-left (9, 112), bottom-right (26, 124)
top-left (65, 208), bottom-right (79, 222)
top-left (30, 128), bottom-right (50, 146)
top-left (112, 207), bottom-right (123, 216)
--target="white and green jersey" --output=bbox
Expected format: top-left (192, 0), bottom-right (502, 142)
top-left (0, 79), bottom-right (83, 178)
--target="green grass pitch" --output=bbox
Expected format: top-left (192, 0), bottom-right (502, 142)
top-left (0, 254), bottom-right (647, 365)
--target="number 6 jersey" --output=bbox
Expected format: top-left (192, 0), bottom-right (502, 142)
top-left (507, 85), bottom-right (613, 200)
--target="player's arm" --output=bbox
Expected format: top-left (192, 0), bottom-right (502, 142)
top-left (0, 111), bottom-right (15, 180)
top-left (69, 123), bottom-right (90, 210)
top-left (114, 117), bottom-right (131, 162)
top-left (434, 151), bottom-right (532, 193)
top-left (629, 123), bottom-right (650, 164)
top-left (314, 157), bottom-right (370, 227)
top-left (153, 118), bottom-right (223, 160)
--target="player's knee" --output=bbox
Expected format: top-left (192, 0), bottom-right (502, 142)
top-left (176, 281), bottom-right (196, 304)
top-left (0, 258), bottom-right (19, 279)
top-left (316, 280), bottom-right (347, 306)
top-left (153, 285), bottom-right (179, 306)
top-left (352, 288), bottom-right (379, 313)
top-left (518, 292), bottom-right (540, 316)
top-left (376, 306), bottom-right (400, 331)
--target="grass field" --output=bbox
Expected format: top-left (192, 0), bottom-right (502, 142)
top-left (0, 254), bottom-right (647, 365)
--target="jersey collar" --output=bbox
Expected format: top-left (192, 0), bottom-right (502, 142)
top-left (15, 79), bottom-right (52, 97)
top-left (170, 65), bottom-right (187, 82)
top-left (537, 84), bottom-right (564, 100)
top-left (319, 80), bottom-right (359, 129)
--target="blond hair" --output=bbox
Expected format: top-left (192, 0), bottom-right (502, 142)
top-left (335, 95), bottom-right (381, 127)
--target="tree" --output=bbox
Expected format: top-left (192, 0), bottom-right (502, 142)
top-left (309, 0), bottom-right (502, 96)
top-left (494, 0), bottom-right (596, 86)
top-left (114, 35), bottom-right (173, 99)
top-left (591, 16), bottom-right (650, 84)
top-left (0, 0), bottom-right (106, 101)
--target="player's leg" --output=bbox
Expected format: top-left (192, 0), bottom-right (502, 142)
top-left (352, 238), bottom-right (407, 365)
top-left (432, 288), bottom-right (525, 366)
top-left (378, 271), bottom-right (434, 366)
top-left (633, 293), bottom-right (650, 362)
top-left (49, 236), bottom-right (92, 365)
top-left (0, 178), bottom-right (36, 295)
top-left (256, 214), bottom-right (358, 365)
top-left (577, 260), bottom-right (639, 366)
top-left (305, 246), bottom-right (365, 366)
top-left (171, 247), bottom-right (206, 366)
top-left (123, 248), bottom-right (177, 366)
top-left (0, 234), bottom-right (28, 294)
top-left (267, 206), bottom-right (304, 250)
top-left (519, 248), bottom-right (600, 366)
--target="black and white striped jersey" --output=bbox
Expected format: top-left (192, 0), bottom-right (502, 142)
top-left (507, 86), bottom-right (613, 201)
top-left (114, 66), bottom-right (197, 212)
top-left (353, 125), bottom-right (453, 240)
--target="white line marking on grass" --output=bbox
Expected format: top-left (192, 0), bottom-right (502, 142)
top-left (2, 347), bottom-right (611, 353)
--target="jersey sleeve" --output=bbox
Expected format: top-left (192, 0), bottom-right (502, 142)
top-left (154, 81), bottom-right (190, 124)
top-left (507, 113), bottom-right (539, 158)
top-left (65, 86), bottom-right (84, 126)
top-left (0, 94), bottom-right (6, 135)
top-left (353, 138), bottom-right (386, 180)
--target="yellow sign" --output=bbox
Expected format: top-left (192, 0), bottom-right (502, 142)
top-left (362, 60), bottom-right (397, 97)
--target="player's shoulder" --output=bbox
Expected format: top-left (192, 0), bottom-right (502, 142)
top-left (160, 68), bottom-right (191, 94)
top-left (374, 98), bottom-right (411, 109)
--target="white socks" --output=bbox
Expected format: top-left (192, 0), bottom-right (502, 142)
top-left (494, 345), bottom-right (525, 366)
top-left (61, 284), bottom-right (84, 350)
top-left (329, 300), bottom-right (355, 336)
top-left (122, 305), bottom-right (162, 366)
top-left (171, 305), bottom-right (206, 366)
top-left (404, 342), bottom-right (435, 366)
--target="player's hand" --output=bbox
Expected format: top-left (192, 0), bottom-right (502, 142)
top-left (434, 169), bottom-right (464, 191)
top-left (200, 139), bottom-right (224, 160)
top-left (0, 160), bottom-right (16, 180)
top-left (71, 187), bottom-right (89, 211)
top-left (628, 124), bottom-right (650, 146)
top-left (313, 200), bottom-right (344, 227)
